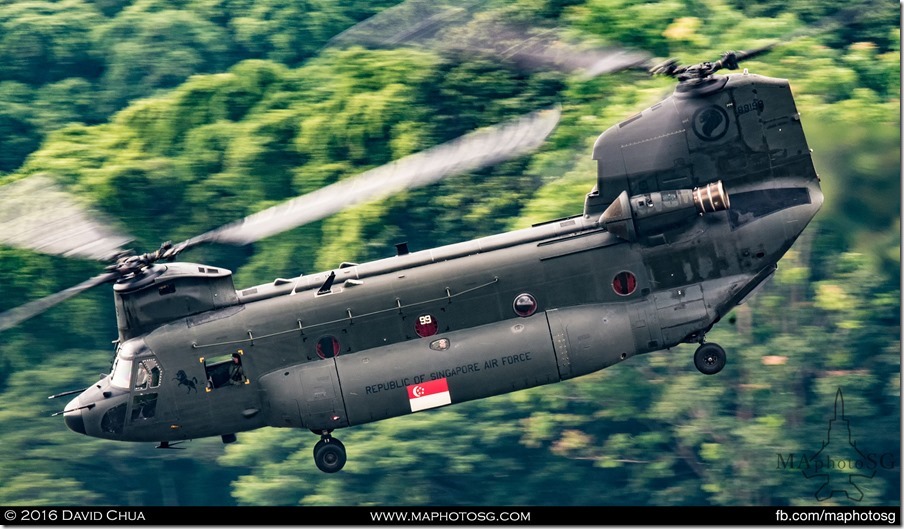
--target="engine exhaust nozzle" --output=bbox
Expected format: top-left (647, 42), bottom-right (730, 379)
top-left (693, 180), bottom-right (730, 214)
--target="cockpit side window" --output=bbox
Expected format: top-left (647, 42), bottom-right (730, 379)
top-left (133, 358), bottom-right (162, 391)
top-left (131, 393), bottom-right (158, 421)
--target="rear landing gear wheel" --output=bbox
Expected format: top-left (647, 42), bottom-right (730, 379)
top-left (313, 434), bottom-right (346, 473)
top-left (694, 343), bottom-right (726, 375)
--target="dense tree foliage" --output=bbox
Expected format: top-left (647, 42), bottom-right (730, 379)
top-left (0, 0), bottom-right (898, 508)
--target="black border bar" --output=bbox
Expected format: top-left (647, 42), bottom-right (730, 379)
top-left (0, 506), bottom-right (900, 526)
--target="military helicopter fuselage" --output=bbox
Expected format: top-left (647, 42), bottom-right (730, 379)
top-left (62, 71), bottom-right (823, 472)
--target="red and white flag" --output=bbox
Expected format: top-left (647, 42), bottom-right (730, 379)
top-left (407, 378), bottom-right (451, 412)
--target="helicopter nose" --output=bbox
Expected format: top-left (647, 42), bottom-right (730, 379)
top-left (63, 397), bottom-right (86, 435)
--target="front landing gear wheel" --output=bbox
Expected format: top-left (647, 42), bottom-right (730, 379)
top-left (694, 343), bottom-right (726, 375)
top-left (313, 436), bottom-right (346, 473)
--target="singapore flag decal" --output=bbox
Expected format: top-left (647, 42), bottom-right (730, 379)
top-left (407, 378), bottom-right (451, 412)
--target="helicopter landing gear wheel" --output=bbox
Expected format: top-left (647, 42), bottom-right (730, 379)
top-left (312, 434), bottom-right (346, 473)
top-left (694, 342), bottom-right (726, 375)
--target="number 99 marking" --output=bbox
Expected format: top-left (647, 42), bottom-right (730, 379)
top-left (415, 314), bottom-right (438, 337)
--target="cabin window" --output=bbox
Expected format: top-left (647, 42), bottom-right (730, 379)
top-left (202, 351), bottom-right (247, 390)
top-left (513, 293), bottom-right (538, 317)
top-left (316, 335), bottom-right (340, 359)
top-left (133, 358), bottom-right (162, 391)
top-left (612, 271), bottom-right (638, 296)
top-left (415, 314), bottom-right (439, 337)
top-left (110, 357), bottom-right (133, 389)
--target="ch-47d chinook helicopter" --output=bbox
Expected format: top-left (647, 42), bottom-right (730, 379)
top-left (0, 17), bottom-right (823, 472)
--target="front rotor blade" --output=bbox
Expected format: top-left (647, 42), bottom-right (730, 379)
top-left (184, 107), bottom-right (560, 248)
top-left (329, 0), bottom-right (649, 79)
top-left (0, 272), bottom-right (118, 332)
top-left (0, 175), bottom-right (132, 261)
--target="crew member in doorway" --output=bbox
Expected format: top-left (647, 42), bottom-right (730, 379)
top-left (229, 353), bottom-right (245, 385)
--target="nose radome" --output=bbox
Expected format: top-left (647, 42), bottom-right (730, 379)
top-left (64, 397), bottom-right (86, 435)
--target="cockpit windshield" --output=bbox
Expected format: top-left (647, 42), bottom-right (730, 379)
top-left (110, 357), bottom-right (133, 389)
top-left (109, 339), bottom-right (146, 389)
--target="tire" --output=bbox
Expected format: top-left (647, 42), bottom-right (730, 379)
top-left (694, 343), bottom-right (726, 375)
top-left (314, 440), bottom-right (347, 473)
top-left (312, 437), bottom-right (344, 457)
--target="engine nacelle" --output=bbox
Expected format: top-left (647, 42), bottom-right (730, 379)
top-left (584, 72), bottom-right (814, 217)
top-left (600, 180), bottom-right (729, 242)
top-left (113, 263), bottom-right (239, 340)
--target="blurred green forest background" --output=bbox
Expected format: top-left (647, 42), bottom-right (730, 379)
top-left (0, 0), bottom-right (899, 507)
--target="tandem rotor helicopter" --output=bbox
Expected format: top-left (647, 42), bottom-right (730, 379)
top-left (0, 1), bottom-right (824, 473)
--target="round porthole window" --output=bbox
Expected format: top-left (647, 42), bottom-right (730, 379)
top-left (316, 335), bottom-right (340, 359)
top-left (513, 293), bottom-right (538, 317)
top-left (612, 271), bottom-right (637, 296)
top-left (415, 314), bottom-right (439, 337)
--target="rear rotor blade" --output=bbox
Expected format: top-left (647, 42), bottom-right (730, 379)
top-left (181, 107), bottom-right (560, 249)
top-left (0, 272), bottom-right (118, 332)
top-left (0, 175), bottom-right (132, 261)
